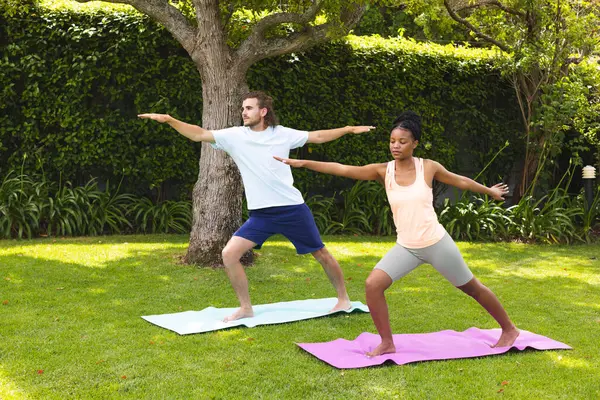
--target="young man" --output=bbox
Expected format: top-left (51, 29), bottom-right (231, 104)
top-left (139, 91), bottom-right (375, 322)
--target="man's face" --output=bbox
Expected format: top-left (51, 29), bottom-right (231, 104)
top-left (241, 98), bottom-right (267, 127)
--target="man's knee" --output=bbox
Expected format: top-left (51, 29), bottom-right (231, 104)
top-left (311, 247), bottom-right (329, 261)
top-left (222, 246), bottom-right (242, 266)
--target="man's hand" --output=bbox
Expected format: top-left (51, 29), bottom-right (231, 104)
top-left (348, 126), bottom-right (376, 134)
top-left (489, 183), bottom-right (510, 201)
top-left (273, 156), bottom-right (306, 168)
top-left (138, 113), bottom-right (173, 123)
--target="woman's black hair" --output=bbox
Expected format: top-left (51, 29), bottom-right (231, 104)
top-left (392, 110), bottom-right (422, 141)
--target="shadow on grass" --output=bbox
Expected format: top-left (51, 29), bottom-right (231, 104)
top-left (0, 234), bottom-right (190, 249)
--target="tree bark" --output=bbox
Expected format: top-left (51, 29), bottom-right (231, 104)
top-left (184, 29), bottom-right (251, 266)
top-left (184, 70), bottom-right (251, 266)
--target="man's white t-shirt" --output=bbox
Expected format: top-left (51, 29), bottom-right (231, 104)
top-left (210, 125), bottom-right (309, 210)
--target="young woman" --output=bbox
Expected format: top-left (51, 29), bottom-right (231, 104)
top-left (274, 111), bottom-right (519, 356)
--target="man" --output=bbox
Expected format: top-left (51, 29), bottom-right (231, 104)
top-left (139, 91), bottom-right (375, 322)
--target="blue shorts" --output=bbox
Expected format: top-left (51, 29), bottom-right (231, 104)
top-left (234, 204), bottom-right (324, 255)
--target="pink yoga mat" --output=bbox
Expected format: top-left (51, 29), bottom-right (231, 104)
top-left (297, 328), bottom-right (571, 369)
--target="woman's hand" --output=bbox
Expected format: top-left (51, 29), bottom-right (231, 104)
top-left (489, 183), bottom-right (510, 201)
top-left (273, 156), bottom-right (306, 168)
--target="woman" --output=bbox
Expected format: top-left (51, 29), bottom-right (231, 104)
top-left (274, 111), bottom-right (519, 356)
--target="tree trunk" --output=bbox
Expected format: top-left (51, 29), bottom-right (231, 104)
top-left (513, 70), bottom-right (542, 198)
top-left (184, 64), bottom-right (252, 266)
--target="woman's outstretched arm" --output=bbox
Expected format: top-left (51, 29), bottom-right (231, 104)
top-left (431, 160), bottom-right (509, 200)
top-left (274, 157), bottom-right (386, 182)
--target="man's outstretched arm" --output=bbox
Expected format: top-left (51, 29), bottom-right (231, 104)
top-left (307, 125), bottom-right (376, 144)
top-left (138, 113), bottom-right (215, 143)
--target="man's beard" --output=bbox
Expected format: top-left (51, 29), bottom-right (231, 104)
top-left (244, 117), bottom-right (262, 128)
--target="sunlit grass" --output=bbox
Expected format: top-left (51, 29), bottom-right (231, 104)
top-left (1, 235), bottom-right (599, 399)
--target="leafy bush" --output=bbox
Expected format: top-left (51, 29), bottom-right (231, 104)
top-left (130, 197), bottom-right (192, 234)
top-left (439, 196), bottom-right (510, 241)
top-left (0, 171), bottom-right (43, 238)
top-left (437, 162), bottom-right (599, 244)
top-left (0, 170), bottom-right (190, 238)
top-left (0, 169), bottom-right (597, 242)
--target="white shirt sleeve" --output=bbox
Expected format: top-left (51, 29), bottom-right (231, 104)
top-left (210, 126), bottom-right (242, 152)
top-left (278, 126), bottom-right (309, 149)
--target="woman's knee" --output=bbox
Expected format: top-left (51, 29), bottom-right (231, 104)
top-left (365, 270), bottom-right (392, 294)
top-left (458, 277), bottom-right (485, 298)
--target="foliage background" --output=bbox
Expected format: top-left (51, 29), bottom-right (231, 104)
top-left (1, 5), bottom-right (525, 199)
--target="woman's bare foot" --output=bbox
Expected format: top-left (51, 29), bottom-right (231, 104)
top-left (492, 326), bottom-right (520, 347)
top-left (366, 341), bottom-right (396, 357)
top-left (329, 297), bottom-right (352, 313)
top-left (223, 307), bottom-right (254, 323)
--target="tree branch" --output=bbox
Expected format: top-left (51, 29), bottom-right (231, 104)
top-left (254, 24), bottom-right (329, 58)
top-left (565, 56), bottom-right (584, 65)
top-left (74, 0), bottom-right (196, 53)
top-left (444, 0), bottom-right (511, 52)
top-left (455, 0), bottom-right (526, 18)
top-left (549, 0), bottom-right (565, 78)
top-left (249, 0), bottom-right (324, 41)
top-left (222, 2), bottom-right (236, 31)
top-left (234, 1), bottom-right (366, 70)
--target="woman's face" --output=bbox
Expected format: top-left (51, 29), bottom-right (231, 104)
top-left (389, 128), bottom-right (418, 160)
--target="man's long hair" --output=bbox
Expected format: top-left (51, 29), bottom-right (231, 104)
top-left (242, 91), bottom-right (279, 127)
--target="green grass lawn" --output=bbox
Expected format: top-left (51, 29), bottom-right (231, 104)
top-left (1, 235), bottom-right (599, 399)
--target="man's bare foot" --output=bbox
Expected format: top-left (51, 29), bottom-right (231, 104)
top-left (329, 297), bottom-right (352, 313)
top-left (492, 326), bottom-right (520, 347)
top-left (223, 307), bottom-right (254, 323)
top-left (366, 341), bottom-right (396, 357)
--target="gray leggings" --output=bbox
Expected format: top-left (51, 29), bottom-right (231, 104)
top-left (374, 233), bottom-right (474, 287)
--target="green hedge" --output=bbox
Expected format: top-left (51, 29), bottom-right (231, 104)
top-left (1, 5), bottom-right (524, 199)
top-left (1, 8), bottom-right (203, 199)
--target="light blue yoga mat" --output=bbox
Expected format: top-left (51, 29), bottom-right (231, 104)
top-left (142, 298), bottom-right (369, 335)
